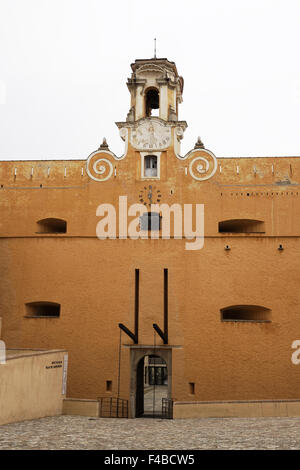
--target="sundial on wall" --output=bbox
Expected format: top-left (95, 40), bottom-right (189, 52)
top-left (139, 185), bottom-right (162, 207)
top-left (131, 119), bottom-right (171, 150)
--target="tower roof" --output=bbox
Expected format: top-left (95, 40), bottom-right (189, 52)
top-left (130, 58), bottom-right (184, 93)
top-left (131, 58), bottom-right (178, 75)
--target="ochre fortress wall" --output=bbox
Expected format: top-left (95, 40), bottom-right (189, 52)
top-left (1, 57), bottom-right (300, 418)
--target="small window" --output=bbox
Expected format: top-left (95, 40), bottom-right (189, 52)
top-left (221, 305), bottom-right (271, 322)
top-left (218, 219), bottom-right (265, 233)
top-left (144, 155), bottom-right (158, 177)
top-left (106, 380), bottom-right (112, 392)
top-left (189, 382), bottom-right (195, 395)
top-left (36, 218), bottom-right (67, 234)
top-left (140, 212), bottom-right (161, 231)
top-left (25, 302), bottom-right (60, 318)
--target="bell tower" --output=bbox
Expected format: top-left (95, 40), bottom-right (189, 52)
top-left (126, 58), bottom-right (184, 122)
top-left (89, 57), bottom-right (217, 183)
top-left (115, 58), bottom-right (187, 167)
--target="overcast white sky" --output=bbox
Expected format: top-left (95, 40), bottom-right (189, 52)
top-left (0, 0), bottom-right (300, 160)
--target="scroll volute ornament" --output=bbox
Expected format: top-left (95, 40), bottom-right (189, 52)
top-left (188, 149), bottom-right (218, 181)
top-left (86, 146), bottom-right (114, 182)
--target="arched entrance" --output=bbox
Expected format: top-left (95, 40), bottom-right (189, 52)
top-left (145, 87), bottom-right (159, 117)
top-left (130, 347), bottom-right (172, 418)
top-left (136, 355), bottom-right (168, 417)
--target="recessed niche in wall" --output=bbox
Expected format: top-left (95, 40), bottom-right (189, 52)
top-left (220, 305), bottom-right (271, 322)
top-left (218, 219), bottom-right (265, 233)
top-left (106, 380), bottom-right (112, 392)
top-left (36, 218), bottom-right (67, 234)
top-left (25, 302), bottom-right (61, 318)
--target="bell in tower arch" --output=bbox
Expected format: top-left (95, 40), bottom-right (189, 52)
top-left (145, 88), bottom-right (160, 117)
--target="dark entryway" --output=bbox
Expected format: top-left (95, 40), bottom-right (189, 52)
top-left (135, 354), bottom-right (168, 418)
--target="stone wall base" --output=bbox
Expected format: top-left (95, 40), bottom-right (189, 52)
top-left (63, 398), bottom-right (300, 419)
top-left (173, 399), bottom-right (300, 419)
top-left (63, 398), bottom-right (99, 417)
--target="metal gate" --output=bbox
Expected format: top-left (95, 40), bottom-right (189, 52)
top-left (98, 397), bottom-right (128, 418)
top-left (162, 398), bottom-right (173, 419)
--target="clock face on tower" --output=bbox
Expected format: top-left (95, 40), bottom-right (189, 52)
top-left (131, 119), bottom-right (171, 150)
top-left (139, 185), bottom-right (162, 207)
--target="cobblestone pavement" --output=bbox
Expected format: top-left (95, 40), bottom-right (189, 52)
top-left (0, 415), bottom-right (300, 449)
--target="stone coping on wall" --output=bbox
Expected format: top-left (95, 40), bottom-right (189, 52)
top-left (63, 398), bottom-right (99, 402)
top-left (123, 344), bottom-right (182, 349)
top-left (173, 399), bottom-right (300, 419)
top-left (175, 398), bottom-right (300, 405)
top-left (6, 348), bottom-right (67, 361)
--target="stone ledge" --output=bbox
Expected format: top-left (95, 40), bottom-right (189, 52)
top-left (63, 398), bottom-right (99, 417)
top-left (173, 399), bottom-right (300, 419)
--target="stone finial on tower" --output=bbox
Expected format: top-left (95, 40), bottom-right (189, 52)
top-left (194, 136), bottom-right (205, 149)
top-left (98, 137), bottom-right (109, 150)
